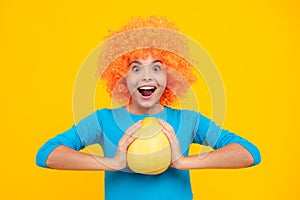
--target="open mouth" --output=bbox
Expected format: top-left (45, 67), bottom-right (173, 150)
top-left (137, 86), bottom-right (157, 97)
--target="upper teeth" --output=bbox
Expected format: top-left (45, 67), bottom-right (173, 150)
top-left (139, 86), bottom-right (155, 90)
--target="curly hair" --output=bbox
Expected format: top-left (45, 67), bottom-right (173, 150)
top-left (98, 16), bottom-right (197, 106)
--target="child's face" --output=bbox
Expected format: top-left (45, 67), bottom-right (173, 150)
top-left (125, 55), bottom-right (167, 110)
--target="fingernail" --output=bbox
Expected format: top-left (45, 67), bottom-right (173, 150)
top-left (136, 120), bottom-right (142, 126)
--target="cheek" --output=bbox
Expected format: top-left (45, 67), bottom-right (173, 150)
top-left (125, 77), bottom-right (137, 94)
top-left (158, 74), bottom-right (167, 87)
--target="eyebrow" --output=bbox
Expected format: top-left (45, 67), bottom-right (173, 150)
top-left (129, 60), bottom-right (162, 66)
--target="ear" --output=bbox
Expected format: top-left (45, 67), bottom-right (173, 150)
top-left (115, 77), bottom-right (128, 94)
top-left (120, 76), bottom-right (127, 86)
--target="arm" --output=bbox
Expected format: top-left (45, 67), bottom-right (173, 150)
top-left (159, 118), bottom-right (261, 170)
top-left (171, 143), bottom-right (254, 170)
top-left (45, 145), bottom-right (121, 170)
top-left (36, 120), bottom-right (142, 171)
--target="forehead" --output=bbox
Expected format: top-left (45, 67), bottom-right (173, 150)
top-left (129, 54), bottom-right (163, 65)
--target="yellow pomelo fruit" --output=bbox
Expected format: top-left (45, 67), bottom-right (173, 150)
top-left (127, 117), bottom-right (171, 175)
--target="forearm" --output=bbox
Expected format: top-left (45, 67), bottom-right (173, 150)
top-left (46, 145), bottom-right (120, 171)
top-left (173, 143), bottom-right (254, 170)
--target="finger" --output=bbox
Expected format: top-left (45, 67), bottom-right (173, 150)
top-left (159, 119), bottom-right (176, 141)
top-left (121, 121), bottom-right (142, 143)
top-left (126, 134), bottom-right (139, 145)
top-left (118, 134), bottom-right (138, 151)
top-left (159, 119), bottom-right (174, 133)
top-left (119, 120), bottom-right (142, 148)
top-left (162, 127), bottom-right (176, 143)
top-left (158, 118), bottom-right (167, 126)
top-left (125, 120), bottom-right (142, 136)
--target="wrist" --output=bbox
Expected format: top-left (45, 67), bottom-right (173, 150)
top-left (109, 157), bottom-right (126, 171)
top-left (94, 156), bottom-right (124, 171)
top-left (171, 156), bottom-right (187, 170)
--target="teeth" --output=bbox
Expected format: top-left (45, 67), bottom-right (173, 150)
top-left (139, 86), bottom-right (155, 90)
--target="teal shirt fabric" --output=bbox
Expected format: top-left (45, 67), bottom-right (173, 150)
top-left (36, 107), bottom-right (261, 200)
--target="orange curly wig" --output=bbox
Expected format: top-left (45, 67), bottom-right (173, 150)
top-left (98, 16), bottom-right (197, 106)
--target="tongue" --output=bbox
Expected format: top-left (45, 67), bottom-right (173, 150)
top-left (141, 90), bottom-right (153, 96)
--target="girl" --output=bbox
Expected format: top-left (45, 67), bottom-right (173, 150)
top-left (36, 16), bottom-right (261, 200)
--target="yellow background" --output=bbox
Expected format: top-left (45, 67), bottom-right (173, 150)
top-left (1, 0), bottom-right (299, 199)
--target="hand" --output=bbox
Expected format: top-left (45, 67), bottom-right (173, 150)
top-left (111, 120), bottom-right (142, 171)
top-left (159, 119), bottom-right (185, 169)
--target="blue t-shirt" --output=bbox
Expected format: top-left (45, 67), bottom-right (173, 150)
top-left (36, 106), bottom-right (261, 200)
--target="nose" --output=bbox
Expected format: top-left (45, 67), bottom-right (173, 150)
top-left (141, 68), bottom-right (153, 81)
top-left (142, 77), bottom-right (153, 81)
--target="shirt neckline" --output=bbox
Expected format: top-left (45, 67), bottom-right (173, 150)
top-left (121, 106), bottom-right (169, 119)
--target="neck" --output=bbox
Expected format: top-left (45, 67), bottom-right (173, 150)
top-left (126, 104), bottom-right (164, 114)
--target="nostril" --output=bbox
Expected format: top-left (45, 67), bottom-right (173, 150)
top-left (142, 77), bottom-right (153, 81)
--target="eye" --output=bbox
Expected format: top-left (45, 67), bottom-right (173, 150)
top-left (132, 65), bottom-right (141, 72)
top-left (153, 65), bottom-right (161, 72)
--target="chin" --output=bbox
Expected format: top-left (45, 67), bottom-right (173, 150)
top-left (138, 102), bottom-right (159, 109)
top-left (132, 98), bottom-right (162, 111)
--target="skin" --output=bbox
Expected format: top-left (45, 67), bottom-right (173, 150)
top-left (125, 55), bottom-right (167, 114)
top-left (159, 119), bottom-right (254, 169)
top-left (46, 54), bottom-right (254, 170)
